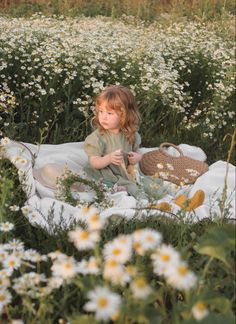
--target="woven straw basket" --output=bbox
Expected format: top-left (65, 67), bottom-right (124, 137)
top-left (139, 142), bottom-right (209, 185)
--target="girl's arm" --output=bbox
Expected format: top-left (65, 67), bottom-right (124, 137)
top-left (128, 151), bottom-right (143, 165)
top-left (128, 132), bottom-right (142, 165)
top-left (90, 150), bottom-right (124, 169)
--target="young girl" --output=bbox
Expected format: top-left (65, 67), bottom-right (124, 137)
top-left (83, 85), bottom-right (144, 198)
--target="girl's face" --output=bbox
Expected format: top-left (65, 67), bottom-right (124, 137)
top-left (97, 103), bottom-right (121, 134)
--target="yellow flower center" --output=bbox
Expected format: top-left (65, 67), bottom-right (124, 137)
top-left (195, 301), bottom-right (206, 311)
top-left (64, 263), bottom-right (72, 270)
top-left (9, 260), bottom-right (15, 267)
top-left (133, 242), bottom-right (141, 250)
top-left (134, 278), bottom-right (147, 288)
top-left (90, 214), bottom-right (99, 222)
top-left (107, 259), bottom-right (118, 267)
top-left (82, 207), bottom-right (90, 214)
top-left (79, 231), bottom-right (89, 240)
top-left (161, 254), bottom-right (170, 262)
top-left (146, 235), bottom-right (154, 242)
top-left (178, 265), bottom-right (188, 276)
top-left (98, 297), bottom-right (108, 308)
top-left (111, 311), bottom-right (119, 321)
top-left (87, 260), bottom-right (97, 269)
top-left (0, 295), bottom-right (6, 302)
top-left (125, 265), bottom-right (136, 275)
top-left (112, 248), bottom-right (121, 255)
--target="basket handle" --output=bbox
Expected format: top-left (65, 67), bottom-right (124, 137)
top-left (159, 142), bottom-right (184, 157)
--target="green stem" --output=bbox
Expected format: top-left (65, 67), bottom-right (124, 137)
top-left (0, 176), bottom-right (13, 222)
top-left (197, 256), bottom-right (214, 295)
top-left (185, 289), bottom-right (191, 305)
top-left (94, 242), bottom-right (100, 259)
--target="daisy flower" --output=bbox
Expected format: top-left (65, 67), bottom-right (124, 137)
top-left (0, 222), bottom-right (14, 232)
top-left (11, 155), bottom-right (28, 169)
top-left (76, 206), bottom-right (99, 223)
top-left (125, 264), bottom-right (137, 278)
top-left (25, 210), bottom-right (44, 225)
top-left (9, 205), bottom-right (20, 212)
top-left (23, 249), bottom-right (47, 263)
top-left (21, 205), bottom-right (33, 216)
top-left (133, 229), bottom-right (162, 255)
top-left (0, 137), bottom-right (10, 146)
top-left (0, 247), bottom-right (8, 260)
top-left (130, 277), bottom-right (153, 299)
top-left (3, 254), bottom-right (21, 271)
top-left (51, 256), bottom-right (77, 280)
top-left (166, 163), bottom-right (174, 171)
top-left (157, 163), bottom-right (164, 169)
top-left (192, 301), bottom-right (209, 321)
top-left (103, 235), bottom-right (132, 264)
top-left (86, 212), bottom-right (106, 231)
top-left (84, 286), bottom-right (122, 321)
top-left (0, 268), bottom-right (12, 278)
top-left (151, 244), bottom-right (181, 276)
top-left (0, 288), bottom-right (12, 313)
top-left (13, 273), bottom-right (47, 298)
top-left (68, 227), bottom-right (99, 250)
top-left (47, 276), bottom-right (64, 289)
top-left (48, 250), bottom-right (67, 261)
top-left (15, 272), bottom-right (46, 288)
top-left (103, 258), bottom-right (130, 286)
top-left (166, 261), bottom-right (197, 291)
top-left (0, 276), bottom-right (10, 288)
top-left (5, 239), bottom-right (24, 251)
top-left (77, 256), bottom-right (100, 275)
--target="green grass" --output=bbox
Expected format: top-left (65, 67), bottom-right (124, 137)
top-left (0, 158), bottom-right (235, 323)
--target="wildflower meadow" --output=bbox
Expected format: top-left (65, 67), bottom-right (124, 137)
top-left (0, 4), bottom-right (235, 324)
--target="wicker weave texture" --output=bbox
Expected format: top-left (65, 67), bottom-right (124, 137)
top-left (139, 143), bottom-right (209, 185)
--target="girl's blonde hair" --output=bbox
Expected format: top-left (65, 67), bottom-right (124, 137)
top-left (92, 85), bottom-right (141, 144)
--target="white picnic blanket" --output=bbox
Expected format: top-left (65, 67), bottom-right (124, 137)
top-left (1, 139), bottom-right (235, 233)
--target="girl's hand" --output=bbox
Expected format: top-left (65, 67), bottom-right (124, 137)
top-left (128, 151), bottom-right (143, 165)
top-left (109, 149), bottom-right (124, 166)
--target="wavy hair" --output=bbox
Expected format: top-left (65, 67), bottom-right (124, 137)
top-left (92, 85), bottom-right (141, 144)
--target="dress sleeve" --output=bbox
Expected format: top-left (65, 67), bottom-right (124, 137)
top-left (133, 132), bottom-right (142, 151)
top-left (84, 131), bottom-right (104, 157)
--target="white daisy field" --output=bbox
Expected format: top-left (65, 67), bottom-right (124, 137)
top-left (0, 7), bottom-right (235, 324)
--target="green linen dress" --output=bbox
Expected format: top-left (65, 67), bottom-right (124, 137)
top-left (83, 129), bottom-right (143, 198)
